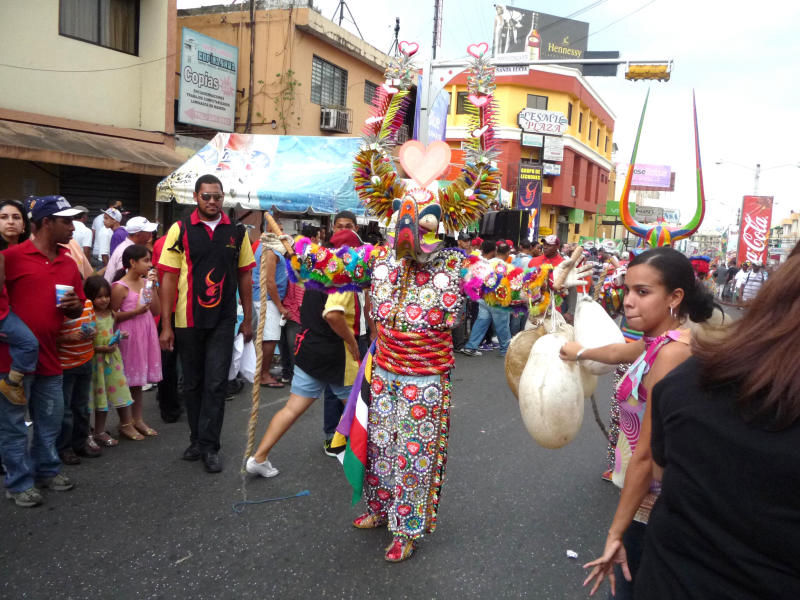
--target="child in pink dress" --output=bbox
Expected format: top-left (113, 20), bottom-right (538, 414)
top-left (111, 244), bottom-right (162, 439)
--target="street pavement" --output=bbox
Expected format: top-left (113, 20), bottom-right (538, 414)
top-left (2, 353), bottom-right (623, 599)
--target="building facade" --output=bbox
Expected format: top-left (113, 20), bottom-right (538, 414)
top-left (0, 0), bottom-right (182, 218)
top-left (445, 65), bottom-right (614, 242)
top-left (175, 3), bottom-right (390, 138)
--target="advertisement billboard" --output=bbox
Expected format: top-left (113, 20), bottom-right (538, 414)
top-left (737, 196), bottom-right (773, 265)
top-left (492, 5), bottom-right (589, 62)
top-left (518, 164), bottom-right (542, 240)
top-left (179, 28), bottom-right (239, 132)
top-left (615, 163), bottom-right (672, 189)
top-left (543, 136), bottom-right (564, 161)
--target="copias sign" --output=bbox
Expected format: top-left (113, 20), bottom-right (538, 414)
top-left (737, 196), bottom-right (773, 265)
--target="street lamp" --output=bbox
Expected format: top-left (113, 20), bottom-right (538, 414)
top-left (714, 160), bottom-right (800, 195)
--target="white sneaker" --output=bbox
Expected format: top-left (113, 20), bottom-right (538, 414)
top-left (246, 456), bottom-right (279, 478)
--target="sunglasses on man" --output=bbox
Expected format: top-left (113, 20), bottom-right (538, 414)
top-left (199, 193), bottom-right (224, 201)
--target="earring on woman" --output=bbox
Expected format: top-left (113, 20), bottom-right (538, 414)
top-left (669, 305), bottom-right (676, 320)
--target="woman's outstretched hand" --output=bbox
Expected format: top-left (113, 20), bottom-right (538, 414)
top-left (582, 536), bottom-right (631, 597)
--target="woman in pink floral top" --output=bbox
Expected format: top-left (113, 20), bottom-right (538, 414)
top-left (561, 247), bottom-right (715, 599)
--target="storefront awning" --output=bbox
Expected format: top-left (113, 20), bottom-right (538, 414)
top-left (0, 120), bottom-right (184, 176)
top-left (156, 133), bottom-right (365, 215)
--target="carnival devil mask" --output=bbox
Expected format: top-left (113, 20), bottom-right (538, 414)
top-left (354, 42), bottom-right (501, 263)
top-left (619, 90), bottom-right (706, 247)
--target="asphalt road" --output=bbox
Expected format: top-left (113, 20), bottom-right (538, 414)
top-left (2, 353), bottom-right (623, 600)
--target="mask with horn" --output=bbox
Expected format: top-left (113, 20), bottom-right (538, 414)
top-left (619, 90), bottom-right (706, 247)
top-left (353, 42), bottom-right (501, 263)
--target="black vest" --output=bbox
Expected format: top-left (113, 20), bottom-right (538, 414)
top-left (170, 217), bottom-right (245, 329)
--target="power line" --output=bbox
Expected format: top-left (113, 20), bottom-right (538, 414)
top-left (0, 53), bottom-right (176, 73)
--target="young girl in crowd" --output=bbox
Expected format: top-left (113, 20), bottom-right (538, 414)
top-left (560, 247), bottom-right (714, 599)
top-left (112, 244), bottom-right (162, 439)
top-left (84, 275), bottom-right (135, 445)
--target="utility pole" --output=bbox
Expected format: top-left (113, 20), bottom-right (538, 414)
top-left (432, 0), bottom-right (443, 59)
top-left (753, 163), bottom-right (761, 195)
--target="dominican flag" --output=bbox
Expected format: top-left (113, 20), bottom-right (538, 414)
top-left (332, 342), bottom-right (375, 505)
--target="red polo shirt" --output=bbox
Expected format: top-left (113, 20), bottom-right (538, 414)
top-left (0, 240), bottom-right (85, 375)
top-left (528, 253), bottom-right (564, 269)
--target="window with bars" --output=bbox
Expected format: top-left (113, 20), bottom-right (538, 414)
top-left (364, 80), bottom-right (378, 105)
top-left (526, 94), bottom-right (548, 110)
top-left (59, 0), bottom-right (139, 55)
top-left (456, 92), bottom-right (469, 114)
top-left (311, 56), bottom-right (348, 107)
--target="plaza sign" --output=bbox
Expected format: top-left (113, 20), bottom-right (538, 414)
top-left (518, 109), bottom-right (569, 135)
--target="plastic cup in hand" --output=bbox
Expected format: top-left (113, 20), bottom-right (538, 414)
top-left (55, 284), bottom-right (74, 306)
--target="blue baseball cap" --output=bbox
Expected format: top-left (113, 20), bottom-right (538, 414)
top-left (26, 195), bottom-right (82, 221)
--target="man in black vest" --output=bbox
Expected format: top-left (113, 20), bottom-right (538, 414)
top-left (159, 174), bottom-right (255, 473)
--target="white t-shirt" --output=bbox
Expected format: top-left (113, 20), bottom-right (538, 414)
top-left (73, 220), bottom-right (93, 250)
top-left (734, 269), bottom-right (750, 288)
top-left (203, 215), bottom-right (223, 232)
top-left (93, 226), bottom-right (112, 258)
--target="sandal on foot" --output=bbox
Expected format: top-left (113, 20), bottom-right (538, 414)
top-left (118, 423), bottom-right (144, 441)
top-left (93, 432), bottom-right (119, 447)
top-left (352, 512), bottom-right (388, 529)
top-left (133, 421), bottom-right (158, 437)
top-left (384, 537), bottom-right (416, 562)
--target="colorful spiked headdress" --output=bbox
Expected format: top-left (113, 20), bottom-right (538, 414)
top-left (619, 90), bottom-right (706, 247)
top-left (353, 42), bottom-right (501, 262)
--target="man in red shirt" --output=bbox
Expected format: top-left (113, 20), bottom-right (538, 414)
top-left (527, 234), bottom-right (564, 269)
top-left (1, 195), bottom-right (85, 507)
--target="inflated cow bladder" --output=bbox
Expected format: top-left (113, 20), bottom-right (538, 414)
top-left (518, 333), bottom-right (584, 449)
top-left (573, 295), bottom-right (625, 375)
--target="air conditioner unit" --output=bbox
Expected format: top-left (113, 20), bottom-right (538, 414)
top-left (320, 107), bottom-right (350, 133)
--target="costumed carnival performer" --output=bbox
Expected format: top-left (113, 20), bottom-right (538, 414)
top-left (256, 42), bottom-right (590, 563)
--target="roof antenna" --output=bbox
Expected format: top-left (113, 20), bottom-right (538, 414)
top-left (331, 0), bottom-right (364, 40)
top-left (388, 17), bottom-right (400, 57)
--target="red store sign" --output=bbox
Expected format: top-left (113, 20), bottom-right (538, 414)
top-left (737, 195), bottom-right (773, 265)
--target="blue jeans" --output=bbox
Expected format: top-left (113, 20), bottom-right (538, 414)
top-left (509, 311), bottom-right (527, 337)
top-left (465, 301), bottom-right (511, 356)
top-left (58, 362), bottom-right (92, 452)
top-left (0, 311), bottom-right (39, 374)
top-left (0, 374), bottom-right (64, 492)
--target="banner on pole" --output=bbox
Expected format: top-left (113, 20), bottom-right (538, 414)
top-left (737, 195), bottom-right (773, 265)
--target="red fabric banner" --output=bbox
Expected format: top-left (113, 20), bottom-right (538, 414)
top-left (737, 196), bottom-right (773, 265)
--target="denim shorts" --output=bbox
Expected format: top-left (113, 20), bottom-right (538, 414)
top-left (290, 366), bottom-right (351, 400)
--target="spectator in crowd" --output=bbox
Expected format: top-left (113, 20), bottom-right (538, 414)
top-left (246, 228), bottom-right (362, 478)
top-left (94, 208), bottom-right (122, 269)
top-left (0, 195), bottom-right (85, 508)
top-left (109, 214), bottom-right (130, 257)
top-left (159, 174), bottom-right (254, 474)
top-left (0, 199), bottom-right (31, 249)
top-left (457, 232), bottom-right (472, 253)
top-left (278, 280), bottom-right (304, 385)
top-left (633, 248), bottom-right (800, 599)
top-left (459, 239), bottom-right (512, 358)
top-left (712, 260), bottom-right (729, 299)
top-left (723, 260), bottom-right (739, 300)
top-left (733, 261), bottom-right (750, 303)
top-left (111, 244), bottom-right (161, 440)
top-left (91, 200), bottom-right (122, 247)
top-left (103, 217), bottom-right (157, 284)
top-left (738, 260), bottom-right (767, 305)
top-left (70, 206), bottom-right (93, 263)
top-left (528, 235), bottom-right (564, 269)
top-left (252, 216), bottom-right (289, 389)
top-left (84, 275), bottom-right (133, 448)
top-left (55, 292), bottom-right (98, 464)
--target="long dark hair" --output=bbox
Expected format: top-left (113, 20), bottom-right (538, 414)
top-left (84, 275), bottom-right (111, 303)
top-left (0, 200), bottom-right (32, 249)
top-left (113, 244), bottom-right (150, 282)
top-left (694, 252), bottom-right (800, 429)
top-left (628, 247), bottom-right (714, 322)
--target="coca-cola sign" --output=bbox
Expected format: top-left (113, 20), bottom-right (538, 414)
top-left (737, 196), bottom-right (773, 265)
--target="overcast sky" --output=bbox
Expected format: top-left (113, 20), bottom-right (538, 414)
top-left (178, 0), bottom-right (800, 231)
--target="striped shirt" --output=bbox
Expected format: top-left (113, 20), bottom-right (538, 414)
top-left (57, 300), bottom-right (96, 369)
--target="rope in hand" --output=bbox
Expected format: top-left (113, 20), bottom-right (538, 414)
top-left (238, 212), bottom-right (297, 511)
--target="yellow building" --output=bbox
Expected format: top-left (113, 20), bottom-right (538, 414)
top-left (445, 65), bottom-right (615, 242)
top-left (176, 4), bottom-right (390, 138)
top-left (0, 0), bottom-right (182, 218)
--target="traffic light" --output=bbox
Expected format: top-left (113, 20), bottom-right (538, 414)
top-left (625, 63), bottom-right (671, 81)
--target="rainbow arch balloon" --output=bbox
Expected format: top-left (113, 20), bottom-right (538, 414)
top-left (619, 90), bottom-right (706, 247)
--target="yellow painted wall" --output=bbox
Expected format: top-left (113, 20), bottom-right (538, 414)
top-left (177, 8), bottom-right (386, 136)
top-left (0, 0), bottom-right (169, 131)
top-left (447, 82), bottom-right (613, 160)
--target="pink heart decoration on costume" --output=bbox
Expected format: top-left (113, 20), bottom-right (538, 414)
top-left (398, 41), bottom-right (419, 57)
top-left (398, 140), bottom-right (452, 188)
top-left (472, 125), bottom-right (489, 138)
top-left (381, 82), bottom-right (398, 94)
top-left (467, 42), bottom-right (489, 58)
top-left (468, 94), bottom-right (489, 108)
top-left (365, 116), bottom-right (384, 124)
